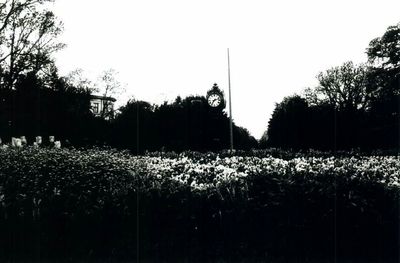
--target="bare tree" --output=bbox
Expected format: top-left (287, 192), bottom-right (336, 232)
top-left (95, 69), bottom-right (125, 118)
top-left (65, 68), bottom-right (95, 92)
top-left (0, 0), bottom-right (50, 35)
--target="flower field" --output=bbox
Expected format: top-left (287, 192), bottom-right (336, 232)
top-left (0, 147), bottom-right (399, 262)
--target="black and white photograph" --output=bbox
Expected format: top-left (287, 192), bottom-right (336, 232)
top-left (0, 0), bottom-right (399, 262)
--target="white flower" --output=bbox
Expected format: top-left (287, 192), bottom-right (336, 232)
top-left (12, 138), bottom-right (22, 148)
top-left (20, 136), bottom-right (27, 145)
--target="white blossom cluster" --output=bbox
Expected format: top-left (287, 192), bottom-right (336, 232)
top-left (138, 154), bottom-right (400, 191)
top-left (0, 136), bottom-right (61, 149)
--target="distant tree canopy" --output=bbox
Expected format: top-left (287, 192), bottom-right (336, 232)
top-left (1, 65), bottom-right (260, 153)
top-left (265, 22), bottom-right (400, 151)
top-left (312, 61), bottom-right (370, 111)
top-left (267, 96), bottom-right (309, 150)
top-left (111, 95), bottom-right (258, 153)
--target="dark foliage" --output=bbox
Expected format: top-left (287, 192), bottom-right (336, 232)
top-left (267, 96), bottom-right (310, 150)
top-left (0, 71), bottom-right (102, 146)
top-left (265, 23), bottom-right (400, 151)
top-left (1, 68), bottom-right (257, 152)
top-left (111, 96), bottom-right (258, 153)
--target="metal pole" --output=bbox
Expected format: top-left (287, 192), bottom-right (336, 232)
top-left (136, 99), bottom-right (140, 262)
top-left (136, 100), bottom-right (139, 155)
top-left (227, 48), bottom-right (234, 153)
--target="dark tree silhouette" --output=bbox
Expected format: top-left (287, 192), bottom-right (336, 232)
top-left (365, 23), bottom-right (400, 149)
top-left (264, 22), bottom-right (400, 151)
top-left (0, 0), bottom-right (64, 90)
top-left (111, 100), bottom-right (156, 153)
top-left (367, 23), bottom-right (400, 70)
top-left (313, 61), bottom-right (370, 112)
top-left (110, 95), bottom-right (258, 153)
top-left (266, 95), bottom-right (309, 150)
top-left (0, 67), bottom-right (98, 145)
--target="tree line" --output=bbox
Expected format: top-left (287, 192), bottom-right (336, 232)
top-left (0, 0), bottom-right (258, 152)
top-left (109, 96), bottom-right (258, 153)
top-left (0, 73), bottom-right (258, 152)
top-left (263, 23), bottom-right (400, 151)
top-left (1, 1), bottom-right (399, 152)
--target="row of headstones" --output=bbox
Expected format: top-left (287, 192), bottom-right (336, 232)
top-left (0, 136), bottom-right (61, 148)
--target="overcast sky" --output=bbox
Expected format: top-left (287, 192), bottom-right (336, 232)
top-left (52, 0), bottom-right (400, 139)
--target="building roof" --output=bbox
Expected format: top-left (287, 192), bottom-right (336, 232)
top-left (90, 95), bottom-right (116, 102)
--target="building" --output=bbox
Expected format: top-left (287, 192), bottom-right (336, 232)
top-left (90, 95), bottom-right (116, 119)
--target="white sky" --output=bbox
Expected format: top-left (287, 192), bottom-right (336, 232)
top-left (51, 0), bottom-right (400, 139)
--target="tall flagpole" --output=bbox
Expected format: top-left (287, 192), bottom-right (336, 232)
top-left (227, 48), bottom-right (234, 153)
